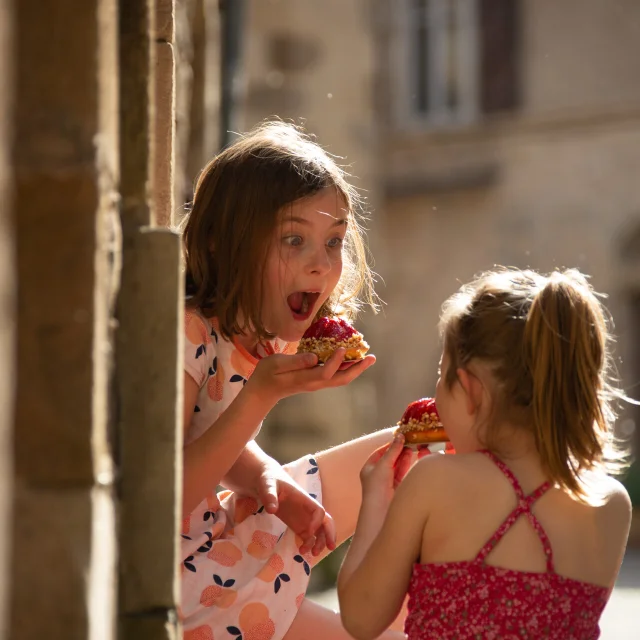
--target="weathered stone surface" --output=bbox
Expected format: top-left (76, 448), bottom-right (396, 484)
top-left (117, 227), bottom-right (183, 612)
top-left (14, 172), bottom-right (99, 485)
top-left (155, 41), bottom-right (176, 227)
top-left (156, 0), bottom-right (175, 43)
top-left (0, 0), bottom-right (13, 636)
top-left (10, 2), bottom-right (120, 639)
top-left (14, 1), bottom-right (104, 171)
top-left (9, 486), bottom-right (95, 639)
top-left (121, 610), bottom-right (180, 640)
top-left (120, 0), bottom-right (155, 230)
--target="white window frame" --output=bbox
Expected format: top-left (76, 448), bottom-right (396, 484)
top-left (392, 0), bottom-right (480, 130)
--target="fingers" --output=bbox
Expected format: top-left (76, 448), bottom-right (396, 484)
top-left (393, 446), bottom-right (414, 487)
top-left (365, 434), bottom-right (405, 469)
top-left (329, 353), bottom-right (376, 384)
top-left (268, 352), bottom-right (318, 373)
top-left (299, 534), bottom-right (316, 556)
top-left (312, 528), bottom-right (326, 557)
top-left (365, 442), bottom-right (392, 467)
top-left (322, 511), bottom-right (337, 551)
top-left (382, 433), bottom-right (406, 466)
top-left (417, 444), bottom-right (432, 460)
top-left (257, 475), bottom-right (279, 513)
top-left (338, 359), bottom-right (358, 371)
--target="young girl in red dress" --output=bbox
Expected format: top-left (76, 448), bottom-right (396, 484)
top-left (339, 268), bottom-right (632, 639)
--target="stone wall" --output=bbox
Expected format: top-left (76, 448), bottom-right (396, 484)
top-left (10, 1), bottom-right (120, 637)
top-left (0, 0), bottom-right (14, 636)
top-left (3, 0), bottom-right (184, 638)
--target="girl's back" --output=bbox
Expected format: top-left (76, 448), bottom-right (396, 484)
top-left (419, 451), bottom-right (630, 586)
top-left (405, 451), bottom-right (631, 639)
top-left (337, 268), bottom-right (633, 640)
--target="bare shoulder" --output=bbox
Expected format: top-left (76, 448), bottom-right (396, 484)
top-left (598, 475), bottom-right (632, 514)
top-left (407, 450), bottom-right (483, 486)
top-left (584, 473), bottom-right (633, 542)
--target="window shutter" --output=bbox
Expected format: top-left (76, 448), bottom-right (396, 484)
top-left (480, 0), bottom-right (521, 114)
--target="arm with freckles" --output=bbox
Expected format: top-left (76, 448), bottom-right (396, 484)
top-left (338, 458), bottom-right (439, 640)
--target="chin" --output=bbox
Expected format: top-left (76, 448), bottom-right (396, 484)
top-left (275, 324), bottom-right (308, 344)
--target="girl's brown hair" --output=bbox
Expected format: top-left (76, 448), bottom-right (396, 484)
top-left (180, 120), bottom-right (377, 340)
top-left (440, 267), bottom-right (628, 499)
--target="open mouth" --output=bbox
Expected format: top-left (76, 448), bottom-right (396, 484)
top-left (287, 291), bottom-right (321, 321)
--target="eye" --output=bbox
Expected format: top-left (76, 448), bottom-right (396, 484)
top-left (284, 235), bottom-right (303, 247)
top-left (327, 236), bottom-right (344, 249)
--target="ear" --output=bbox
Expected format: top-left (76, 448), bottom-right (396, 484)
top-left (456, 368), bottom-right (484, 417)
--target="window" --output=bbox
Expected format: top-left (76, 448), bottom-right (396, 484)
top-left (393, 0), bottom-right (520, 129)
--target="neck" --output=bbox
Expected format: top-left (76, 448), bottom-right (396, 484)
top-left (483, 422), bottom-right (539, 461)
top-left (234, 332), bottom-right (260, 357)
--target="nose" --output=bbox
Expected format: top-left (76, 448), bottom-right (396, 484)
top-left (305, 244), bottom-right (332, 276)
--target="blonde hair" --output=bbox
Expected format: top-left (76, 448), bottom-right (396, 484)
top-left (440, 267), bottom-right (629, 499)
top-left (180, 120), bottom-right (377, 340)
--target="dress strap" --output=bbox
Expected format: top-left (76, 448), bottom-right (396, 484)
top-left (475, 450), bottom-right (555, 572)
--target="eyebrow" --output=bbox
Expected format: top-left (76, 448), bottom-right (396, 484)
top-left (282, 215), bottom-right (348, 228)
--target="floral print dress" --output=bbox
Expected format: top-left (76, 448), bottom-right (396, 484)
top-left (181, 309), bottom-right (322, 640)
top-left (404, 450), bottom-right (610, 639)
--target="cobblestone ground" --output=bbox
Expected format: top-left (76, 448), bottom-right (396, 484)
top-left (310, 549), bottom-right (640, 638)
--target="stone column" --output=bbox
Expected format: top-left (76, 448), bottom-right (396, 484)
top-left (155, 0), bottom-right (177, 227)
top-left (117, 1), bottom-right (183, 638)
top-left (174, 0), bottom-right (221, 211)
top-left (10, 1), bottom-right (120, 638)
top-left (0, 0), bottom-right (14, 638)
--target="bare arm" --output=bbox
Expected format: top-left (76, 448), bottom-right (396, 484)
top-left (182, 372), bottom-right (273, 517)
top-left (338, 457), bottom-right (438, 640)
top-left (182, 348), bottom-right (376, 517)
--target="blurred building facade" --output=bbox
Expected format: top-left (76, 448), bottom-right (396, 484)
top-left (242, 0), bottom-right (640, 462)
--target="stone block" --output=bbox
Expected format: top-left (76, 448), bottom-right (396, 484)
top-left (154, 42), bottom-right (176, 228)
top-left (120, 0), bottom-right (154, 227)
top-left (0, 1), bottom-right (13, 636)
top-left (14, 171), bottom-right (101, 486)
top-left (121, 610), bottom-right (180, 640)
top-left (9, 485), bottom-right (116, 640)
top-left (116, 227), bottom-right (183, 612)
top-left (14, 1), bottom-right (104, 171)
top-left (156, 0), bottom-right (175, 43)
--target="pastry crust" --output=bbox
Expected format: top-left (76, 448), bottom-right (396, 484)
top-left (401, 427), bottom-right (449, 444)
top-left (395, 398), bottom-right (449, 444)
top-left (297, 318), bottom-right (369, 364)
top-left (297, 336), bottom-right (369, 364)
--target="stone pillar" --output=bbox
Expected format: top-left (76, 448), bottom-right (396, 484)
top-left (10, 1), bottom-right (120, 638)
top-left (155, 0), bottom-right (176, 227)
top-left (174, 0), bottom-right (221, 211)
top-left (0, 0), bottom-right (13, 638)
top-left (117, 1), bottom-right (183, 637)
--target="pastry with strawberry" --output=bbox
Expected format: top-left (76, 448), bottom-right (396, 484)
top-left (297, 316), bottom-right (369, 364)
top-left (395, 397), bottom-right (449, 446)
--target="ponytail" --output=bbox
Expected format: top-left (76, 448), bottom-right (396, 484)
top-left (524, 270), bottom-right (608, 497)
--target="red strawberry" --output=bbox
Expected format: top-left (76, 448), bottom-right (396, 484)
top-left (302, 317), bottom-right (358, 341)
top-left (400, 397), bottom-right (440, 426)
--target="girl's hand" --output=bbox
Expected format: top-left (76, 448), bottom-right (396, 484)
top-left (360, 434), bottom-right (412, 507)
top-left (257, 460), bottom-right (336, 556)
top-left (244, 348), bottom-right (376, 410)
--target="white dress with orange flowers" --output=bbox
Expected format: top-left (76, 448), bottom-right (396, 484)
top-left (182, 309), bottom-right (322, 640)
